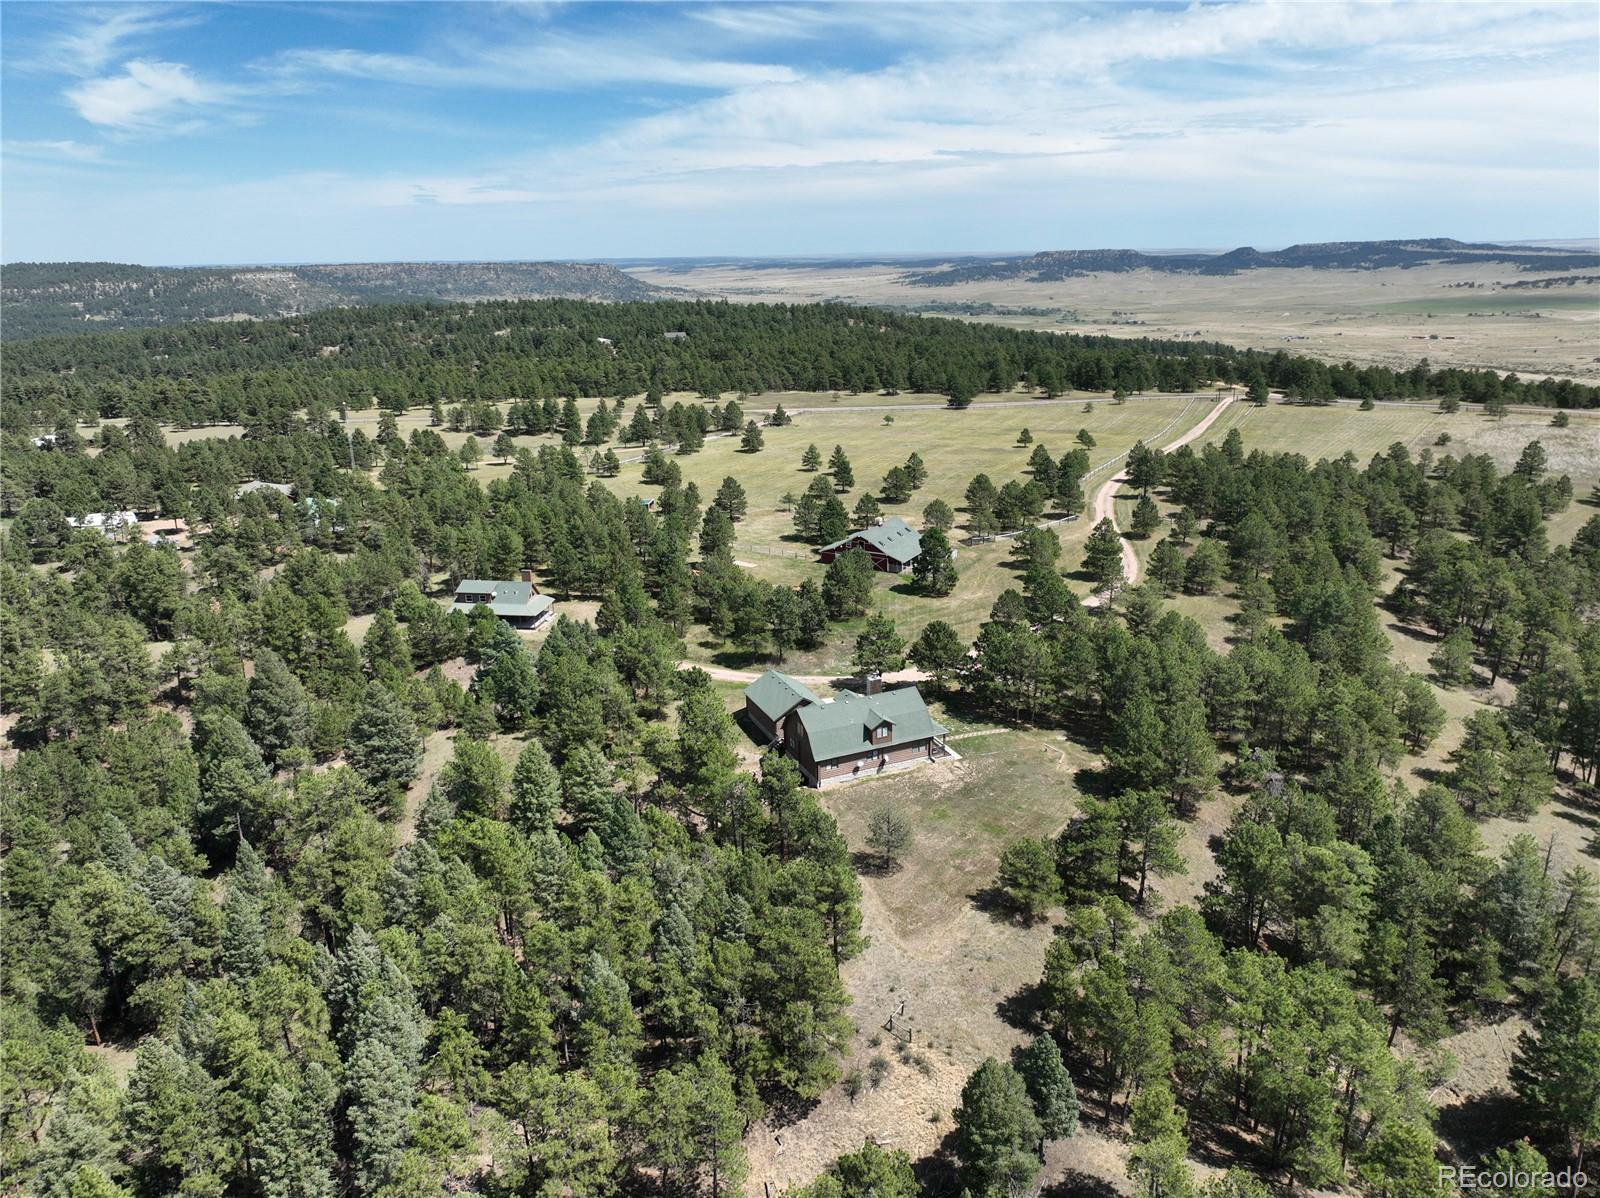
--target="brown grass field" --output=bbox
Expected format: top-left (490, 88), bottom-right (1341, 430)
top-left (630, 260), bottom-right (1600, 383)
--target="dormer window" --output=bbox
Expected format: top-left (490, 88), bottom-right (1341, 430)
top-left (873, 722), bottom-right (892, 741)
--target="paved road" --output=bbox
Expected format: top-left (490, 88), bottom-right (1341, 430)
top-left (1085, 396), bottom-right (1237, 605)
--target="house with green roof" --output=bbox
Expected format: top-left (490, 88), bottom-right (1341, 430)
top-left (449, 574), bottom-right (554, 629)
top-left (743, 668), bottom-right (951, 787)
top-left (817, 515), bottom-right (922, 573)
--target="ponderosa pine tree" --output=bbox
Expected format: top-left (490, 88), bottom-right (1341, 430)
top-left (243, 649), bottom-right (309, 770)
top-left (998, 838), bottom-right (1060, 923)
top-left (1015, 1034), bottom-right (1080, 1143)
top-left (866, 803), bottom-right (913, 870)
top-left (853, 614), bottom-right (905, 678)
top-left (909, 619), bottom-right (964, 687)
top-left (1082, 518), bottom-right (1126, 595)
top-left (1510, 977), bottom-right (1600, 1170)
top-left (345, 683), bottom-right (422, 797)
top-left (911, 527), bottom-right (958, 596)
top-left (954, 1058), bottom-right (1043, 1198)
top-left (828, 446), bottom-right (854, 491)
top-left (922, 497), bottom-right (954, 531)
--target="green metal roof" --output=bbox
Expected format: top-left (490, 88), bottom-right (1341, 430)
top-left (794, 686), bottom-right (946, 762)
top-left (744, 669), bottom-right (820, 723)
top-left (820, 515), bottom-right (922, 563)
top-left (450, 579), bottom-right (552, 619)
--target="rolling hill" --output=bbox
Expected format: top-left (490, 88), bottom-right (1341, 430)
top-left (0, 259), bottom-right (670, 340)
top-left (902, 238), bottom-right (1600, 285)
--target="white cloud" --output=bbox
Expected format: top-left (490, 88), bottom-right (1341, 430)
top-left (3, 138), bottom-right (111, 164)
top-left (64, 60), bottom-right (236, 132)
top-left (27, 5), bottom-right (199, 77)
top-left (270, 34), bottom-right (798, 92)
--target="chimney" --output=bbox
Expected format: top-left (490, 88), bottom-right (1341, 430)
top-left (521, 568), bottom-right (535, 584)
top-left (863, 673), bottom-right (883, 695)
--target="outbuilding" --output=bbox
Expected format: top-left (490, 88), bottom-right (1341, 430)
top-left (817, 515), bottom-right (922, 573)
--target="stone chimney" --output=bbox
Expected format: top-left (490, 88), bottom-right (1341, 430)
top-left (521, 568), bottom-right (535, 584)
top-left (863, 673), bottom-right (883, 695)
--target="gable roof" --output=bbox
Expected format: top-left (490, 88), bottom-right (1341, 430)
top-left (450, 579), bottom-right (553, 618)
top-left (820, 515), bottom-right (922, 564)
top-left (744, 669), bottom-right (820, 723)
top-left (794, 685), bottom-right (946, 763)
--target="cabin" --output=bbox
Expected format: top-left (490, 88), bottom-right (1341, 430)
top-left (743, 669), bottom-right (951, 787)
top-left (449, 573), bottom-right (554, 630)
top-left (818, 515), bottom-right (921, 574)
top-left (67, 511), bottom-right (139, 540)
top-left (237, 480), bottom-right (294, 499)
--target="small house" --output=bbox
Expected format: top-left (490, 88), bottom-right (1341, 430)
top-left (66, 511), bottom-right (138, 539)
top-left (237, 480), bottom-right (294, 499)
top-left (744, 669), bottom-right (950, 787)
top-left (449, 572), bottom-right (554, 630)
top-left (818, 515), bottom-right (922, 574)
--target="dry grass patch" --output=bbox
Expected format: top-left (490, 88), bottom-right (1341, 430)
top-left (744, 735), bottom-right (1087, 1193)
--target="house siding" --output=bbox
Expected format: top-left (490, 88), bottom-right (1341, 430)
top-left (783, 709), bottom-right (938, 786)
top-left (745, 701), bottom-right (778, 741)
top-left (817, 538), bottom-right (908, 573)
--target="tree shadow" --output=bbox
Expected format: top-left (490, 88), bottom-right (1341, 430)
top-left (997, 980), bottom-right (1049, 1034)
top-left (1436, 1089), bottom-right (1520, 1162)
top-left (759, 1089), bottom-right (823, 1134)
top-left (1040, 1172), bottom-right (1123, 1198)
top-left (1072, 766), bottom-right (1117, 800)
top-left (912, 1129), bottom-right (961, 1197)
top-left (969, 884), bottom-right (1034, 927)
top-left (851, 850), bottom-right (904, 878)
top-left (1185, 1116), bottom-right (1272, 1174)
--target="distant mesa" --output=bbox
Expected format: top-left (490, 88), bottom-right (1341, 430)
top-left (0, 260), bottom-right (671, 340)
top-left (900, 238), bottom-right (1600, 285)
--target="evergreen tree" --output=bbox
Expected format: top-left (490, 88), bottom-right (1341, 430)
top-left (909, 619), bottom-right (965, 687)
top-left (911, 527), bottom-right (958, 596)
top-left (244, 650), bottom-right (310, 770)
top-left (1510, 978), bottom-right (1600, 1170)
top-left (828, 446), bottom-right (855, 491)
top-left (713, 476), bottom-right (748, 522)
top-left (510, 738), bottom-right (560, 833)
top-left (1082, 518), bottom-right (1127, 595)
top-left (853, 614), bottom-right (906, 678)
top-left (922, 498), bottom-right (954, 531)
top-left (1130, 495), bottom-right (1162, 538)
top-left (1015, 1035), bottom-right (1080, 1142)
top-left (866, 804), bottom-right (913, 870)
top-left (998, 838), bottom-right (1060, 922)
top-left (346, 683), bottom-right (423, 796)
top-left (953, 1058), bottom-right (1043, 1198)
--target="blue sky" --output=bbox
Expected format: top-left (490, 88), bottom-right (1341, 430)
top-left (3, 1), bottom-right (1597, 265)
